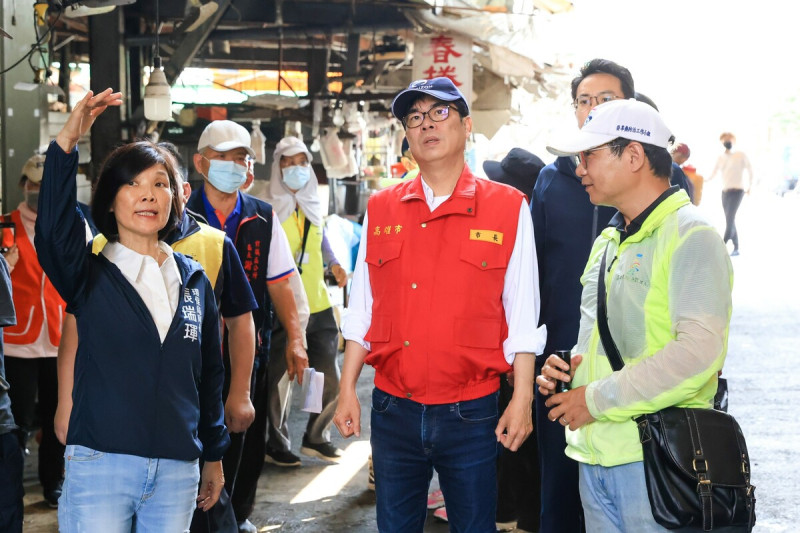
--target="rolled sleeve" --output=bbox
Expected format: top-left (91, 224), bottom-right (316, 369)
top-left (502, 200), bottom-right (547, 363)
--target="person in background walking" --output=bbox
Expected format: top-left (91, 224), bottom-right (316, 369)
top-left (707, 132), bottom-right (753, 255)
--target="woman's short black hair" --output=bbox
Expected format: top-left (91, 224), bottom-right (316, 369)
top-left (91, 141), bottom-right (181, 242)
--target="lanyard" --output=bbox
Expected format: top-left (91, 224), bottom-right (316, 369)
top-left (293, 210), bottom-right (312, 274)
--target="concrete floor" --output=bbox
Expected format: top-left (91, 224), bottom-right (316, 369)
top-left (17, 186), bottom-right (800, 532)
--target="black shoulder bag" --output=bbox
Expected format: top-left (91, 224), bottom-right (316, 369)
top-left (596, 244), bottom-right (756, 531)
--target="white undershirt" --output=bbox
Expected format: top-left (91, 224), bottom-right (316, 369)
top-left (102, 241), bottom-right (181, 343)
top-left (342, 177), bottom-right (546, 363)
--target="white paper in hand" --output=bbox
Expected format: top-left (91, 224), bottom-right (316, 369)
top-left (301, 367), bottom-right (324, 413)
top-left (277, 371), bottom-right (293, 427)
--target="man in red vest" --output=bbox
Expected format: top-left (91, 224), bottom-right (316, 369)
top-left (334, 77), bottom-right (546, 532)
top-left (1, 154), bottom-right (66, 508)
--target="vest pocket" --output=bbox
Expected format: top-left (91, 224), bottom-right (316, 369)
top-left (365, 240), bottom-right (403, 268)
top-left (458, 242), bottom-right (508, 271)
top-left (454, 317), bottom-right (502, 349)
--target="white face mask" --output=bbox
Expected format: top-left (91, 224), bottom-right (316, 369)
top-left (282, 165), bottom-right (311, 190)
top-left (206, 159), bottom-right (247, 193)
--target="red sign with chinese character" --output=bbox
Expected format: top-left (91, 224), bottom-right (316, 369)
top-left (413, 33), bottom-right (473, 106)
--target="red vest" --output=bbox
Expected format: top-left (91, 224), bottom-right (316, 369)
top-left (4, 210), bottom-right (65, 348)
top-left (365, 166), bottom-right (523, 404)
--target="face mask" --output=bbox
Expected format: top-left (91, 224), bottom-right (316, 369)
top-left (25, 191), bottom-right (39, 212)
top-left (723, 141), bottom-right (733, 150)
top-left (206, 159), bottom-right (247, 193)
top-left (282, 165), bottom-right (311, 190)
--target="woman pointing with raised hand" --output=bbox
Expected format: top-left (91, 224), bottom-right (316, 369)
top-left (35, 89), bottom-right (229, 531)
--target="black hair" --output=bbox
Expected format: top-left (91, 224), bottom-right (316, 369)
top-left (608, 137), bottom-right (675, 179)
top-left (571, 59), bottom-right (635, 101)
top-left (634, 92), bottom-right (658, 111)
top-left (91, 141), bottom-right (181, 242)
top-left (157, 141), bottom-right (187, 181)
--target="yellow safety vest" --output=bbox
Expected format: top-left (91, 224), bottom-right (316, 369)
top-left (281, 210), bottom-right (331, 313)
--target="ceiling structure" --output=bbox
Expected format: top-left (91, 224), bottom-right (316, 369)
top-left (45, 0), bottom-right (572, 119)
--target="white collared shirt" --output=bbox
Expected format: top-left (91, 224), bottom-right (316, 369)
top-left (342, 177), bottom-right (546, 363)
top-left (102, 241), bottom-right (181, 343)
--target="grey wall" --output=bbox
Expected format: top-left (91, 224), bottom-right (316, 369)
top-left (0, 4), bottom-right (46, 212)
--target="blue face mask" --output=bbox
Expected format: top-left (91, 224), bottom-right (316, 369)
top-left (282, 165), bottom-right (311, 190)
top-left (206, 159), bottom-right (247, 193)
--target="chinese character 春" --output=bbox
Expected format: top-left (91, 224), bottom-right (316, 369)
top-left (430, 35), bottom-right (463, 63)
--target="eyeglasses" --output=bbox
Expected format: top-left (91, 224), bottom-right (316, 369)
top-left (572, 92), bottom-right (621, 110)
top-left (403, 103), bottom-right (455, 129)
top-left (571, 143), bottom-right (613, 167)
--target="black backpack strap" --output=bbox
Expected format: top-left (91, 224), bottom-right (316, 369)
top-left (597, 243), bottom-right (625, 372)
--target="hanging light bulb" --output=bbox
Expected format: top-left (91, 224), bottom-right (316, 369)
top-left (144, 56), bottom-right (172, 121)
top-left (144, 0), bottom-right (171, 121)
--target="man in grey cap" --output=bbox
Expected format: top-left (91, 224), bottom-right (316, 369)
top-left (334, 77), bottom-right (546, 532)
top-left (537, 99), bottom-right (733, 530)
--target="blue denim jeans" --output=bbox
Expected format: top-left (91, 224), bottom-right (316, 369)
top-left (59, 445), bottom-right (200, 532)
top-left (370, 387), bottom-right (499, 533)
top-left (579, 461), bottom-right (667, 533)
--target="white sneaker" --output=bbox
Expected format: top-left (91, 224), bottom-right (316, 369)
top-left (237, 519), bottom-right (257, 533)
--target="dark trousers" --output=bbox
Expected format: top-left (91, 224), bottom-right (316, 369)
top-left (0, 431), bottom-right (24, 533)
top-left (721, 188), bottom-right (745, 250)
top-left (223, 358), bottom-right (268, 522)
top-left (267, 308), bottom-right (340, 452)
top-left (496, 375), bottom-right (541, 531)
top-left (4, 356), bottom-right (64, 492)
top-left (535, 357), bottom-right (584, 533)
top-left (191, 348), bottom-right (268, 531)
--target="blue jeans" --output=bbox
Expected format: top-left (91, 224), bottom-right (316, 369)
top-left (370, 388), bottom-right (499, 533)
top-left (59, 445), bottom-right (200, 532)
top-left (579, 461), bottom-right (666, 533)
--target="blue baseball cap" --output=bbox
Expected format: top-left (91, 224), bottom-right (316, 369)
top-left (391, 77), bottom-right (469, 120)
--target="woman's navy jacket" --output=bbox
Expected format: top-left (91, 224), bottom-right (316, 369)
top-left (35, 141), bottom-right (229, 462)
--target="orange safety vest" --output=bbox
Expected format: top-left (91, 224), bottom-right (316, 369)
top-left (3, 210), bottom-right (65, 348)
top-left (364, 166), bottom-right (522, 404)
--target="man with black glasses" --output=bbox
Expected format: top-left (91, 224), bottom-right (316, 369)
top-left (529, 58), bottom-right (627, 533)
top-left (333, 77), bottom-right (546, 533)
top-left (537, 98), bottom-right (732, 532)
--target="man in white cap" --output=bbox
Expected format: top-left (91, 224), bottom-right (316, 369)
top-left (187, 120), bottom-right (308, 533)
top-left (536, 99), bottom-right (734, 531)
top-left (1, 154), bottom-right (67, 509)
